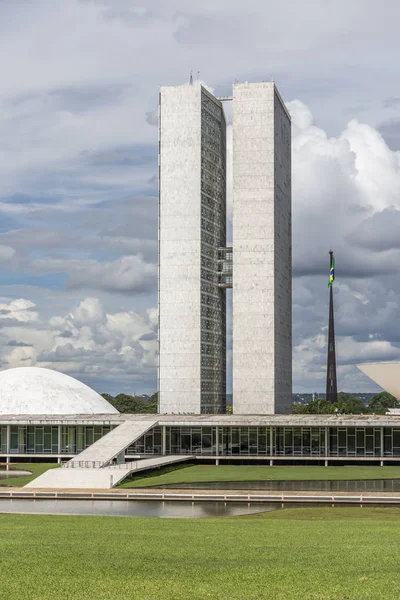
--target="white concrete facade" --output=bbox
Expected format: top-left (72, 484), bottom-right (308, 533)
top-left (357, 362), bottom-right (400, 399)
top-left (232, 82), bottom-right (292, 414)
top-left (158, 84), bottom-right (226, 414)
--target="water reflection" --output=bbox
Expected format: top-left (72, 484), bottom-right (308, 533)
top-left (0, 499), bottom-right (278, 518)
top-left (0, 470), bottom-right (30, 479)
top-left (150, 479), bottom-right (400, 492)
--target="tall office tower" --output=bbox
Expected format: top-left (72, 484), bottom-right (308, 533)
top-left (158, 84), bottom-right (227, 414)
top-left (232, 82), bottom-right (292, 414)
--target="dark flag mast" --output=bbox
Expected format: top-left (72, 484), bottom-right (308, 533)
top-left (326, 250), bottom-right (338, 403)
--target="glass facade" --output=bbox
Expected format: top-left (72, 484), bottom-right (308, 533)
top-left (1, 425), bottom-right (7, 453)
top-left (0, 424), bottom-right (114, 455)
top-left (2, 423), bottom-right (400, 460)
top-left (200, 90), bottom-right (226, 414)
top-left (128, 426), bottom-right (400, 458)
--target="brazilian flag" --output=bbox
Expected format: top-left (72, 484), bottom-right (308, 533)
top-left (328, 255), bottom-right (335, 287)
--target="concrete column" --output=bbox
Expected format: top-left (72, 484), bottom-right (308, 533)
top-left (380, 426), bottom-right (384, 462)
top-left (162, 425), bottom-right (166, 456)
top-left (215, 427), bottom-right (219, 466)
top-left (270, 426), bottom-right (274, 458)
top-left (6, 425), bottom-right (10, 465)
top-left (58, 424), bottom-right (62, 463)
top-left (325, 426), bottom-right (328, 461)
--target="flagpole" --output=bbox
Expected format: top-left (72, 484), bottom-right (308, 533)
top-left (326, 250), bottom-right (338, 403)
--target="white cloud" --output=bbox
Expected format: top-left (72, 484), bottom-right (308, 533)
top-left (290, 100), bottom-right (400, 391)
top-left (0, 296), bottom-right (157, 392)
top-left (32, 255), bottom-right (157, 294)
top-left (0, 298), bottom-right (38, 322)
top-left (0, 245), bottom-right (15, 261)
top-left (1, 1), bottom-right (400, 393)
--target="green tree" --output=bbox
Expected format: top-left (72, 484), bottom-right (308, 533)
top-left (101, 393), bottom-right (115, 404)
top-left (102, 393), bottom-right (158, 414)
top-left (307, 398), bottom-right (335, 414)
top-left (292, 399), bottom-right (333, 414)
top-left (292, 402), bottom-right (312, 414)
top-left (336, 392), bottom-right (365, 414)
top-left (368, 392), bottom-right (399, 414)
top-left (292, 393), bottom-right (366, 415)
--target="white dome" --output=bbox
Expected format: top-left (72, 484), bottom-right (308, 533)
top-left (0, 367), bottom-right (119, 415)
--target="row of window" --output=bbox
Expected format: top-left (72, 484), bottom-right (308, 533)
top-left (201, 96), bottom-right (224, 120)
top-left (0, 425), bottom-right (114, 454)
top-left (5, 425), bottom-right (400, 458)
top-left (130, 427), bottom-right (400, 458)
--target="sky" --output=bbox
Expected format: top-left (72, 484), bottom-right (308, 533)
top-left (0, 0), bottom-right (400, 395)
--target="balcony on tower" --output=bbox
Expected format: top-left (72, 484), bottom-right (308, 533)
top-left (217, 247), bottom-right (232, 288)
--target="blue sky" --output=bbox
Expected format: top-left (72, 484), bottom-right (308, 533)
top-left (1, 0), bottom-right (400, 394)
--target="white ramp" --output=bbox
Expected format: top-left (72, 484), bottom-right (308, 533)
top-left (26, 456), bottom-right (192, 489)
top-left (25, 467), bottom-right (117, 489)
top-left (67, 419), bottom-right (158, 467)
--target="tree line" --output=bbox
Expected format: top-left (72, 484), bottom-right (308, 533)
top-left (102, 393), bottom-right (158, 414)
top-left (292, 391), bottom-right (399, 415)
top-left (102, 391), bottom-right (398, 415)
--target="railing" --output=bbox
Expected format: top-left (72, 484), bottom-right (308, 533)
top-left (63, 460), bottom-right (105, 469)
top-left (107, 461), bottom-right (138, 470)
top-left (63, 460), bottom-right (138, 470)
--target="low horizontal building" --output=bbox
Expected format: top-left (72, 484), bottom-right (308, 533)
top-left (2, 366), bottom-right (400, 466)
top-left (3, 412), bottom-right (400, 465)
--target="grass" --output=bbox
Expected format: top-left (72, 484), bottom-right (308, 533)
top-left (119, 464), bottom-right (400, 488)
top-left (0, 463), bottom-right (59, 487)
top-left (1, 508), bottom-right (400, 599)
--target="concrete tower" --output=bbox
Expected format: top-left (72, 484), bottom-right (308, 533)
top-left (158, 83), bottom-right (227, 414)
top-left (232, 82), bottom-right (292, 414)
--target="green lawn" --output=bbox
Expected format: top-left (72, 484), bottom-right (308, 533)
top-left (1, 508), bottom-right (400, 599)
top-left (119, 464), bottom-right (400, 488)
top-left (0, 463), bottom-right (59, 487)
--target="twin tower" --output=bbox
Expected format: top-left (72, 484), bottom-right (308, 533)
top-left (158, 81), bottom-right (292, 415)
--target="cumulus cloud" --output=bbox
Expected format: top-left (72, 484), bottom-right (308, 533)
top-left (290, 100), bottom-right (400, 391)
top-left (0, 296), bottom-right (157, 393)
top-left (32, 255), bottom-right (157, 294)
top-left (0, 298), bottom-right (38, 322)
top-left (1, 1), bottom-right (400, 393)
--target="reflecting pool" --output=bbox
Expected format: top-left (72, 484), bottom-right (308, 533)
top-left (0, 470), bottom-right (31, 479)
top-left (0, 499), bottom-right (278, 518)
top-left (149, 479), bottom-right (400, 492)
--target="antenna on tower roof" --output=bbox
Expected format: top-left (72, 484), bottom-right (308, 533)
top-left (189, 70), bottom-right (193, 85)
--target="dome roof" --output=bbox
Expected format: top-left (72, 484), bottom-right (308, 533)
top-left (0, 367), bottom-right (119, 415)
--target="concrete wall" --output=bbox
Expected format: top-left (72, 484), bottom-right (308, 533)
top-left (158, 84), bottom-right (226, 414)
top-left (159, 84), bottom-right (202, 414)
top-left (232, 82), bottom-right (292, 414)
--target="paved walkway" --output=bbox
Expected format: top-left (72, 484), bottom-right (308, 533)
top-left (24, 456), bottom-right (193, 489)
